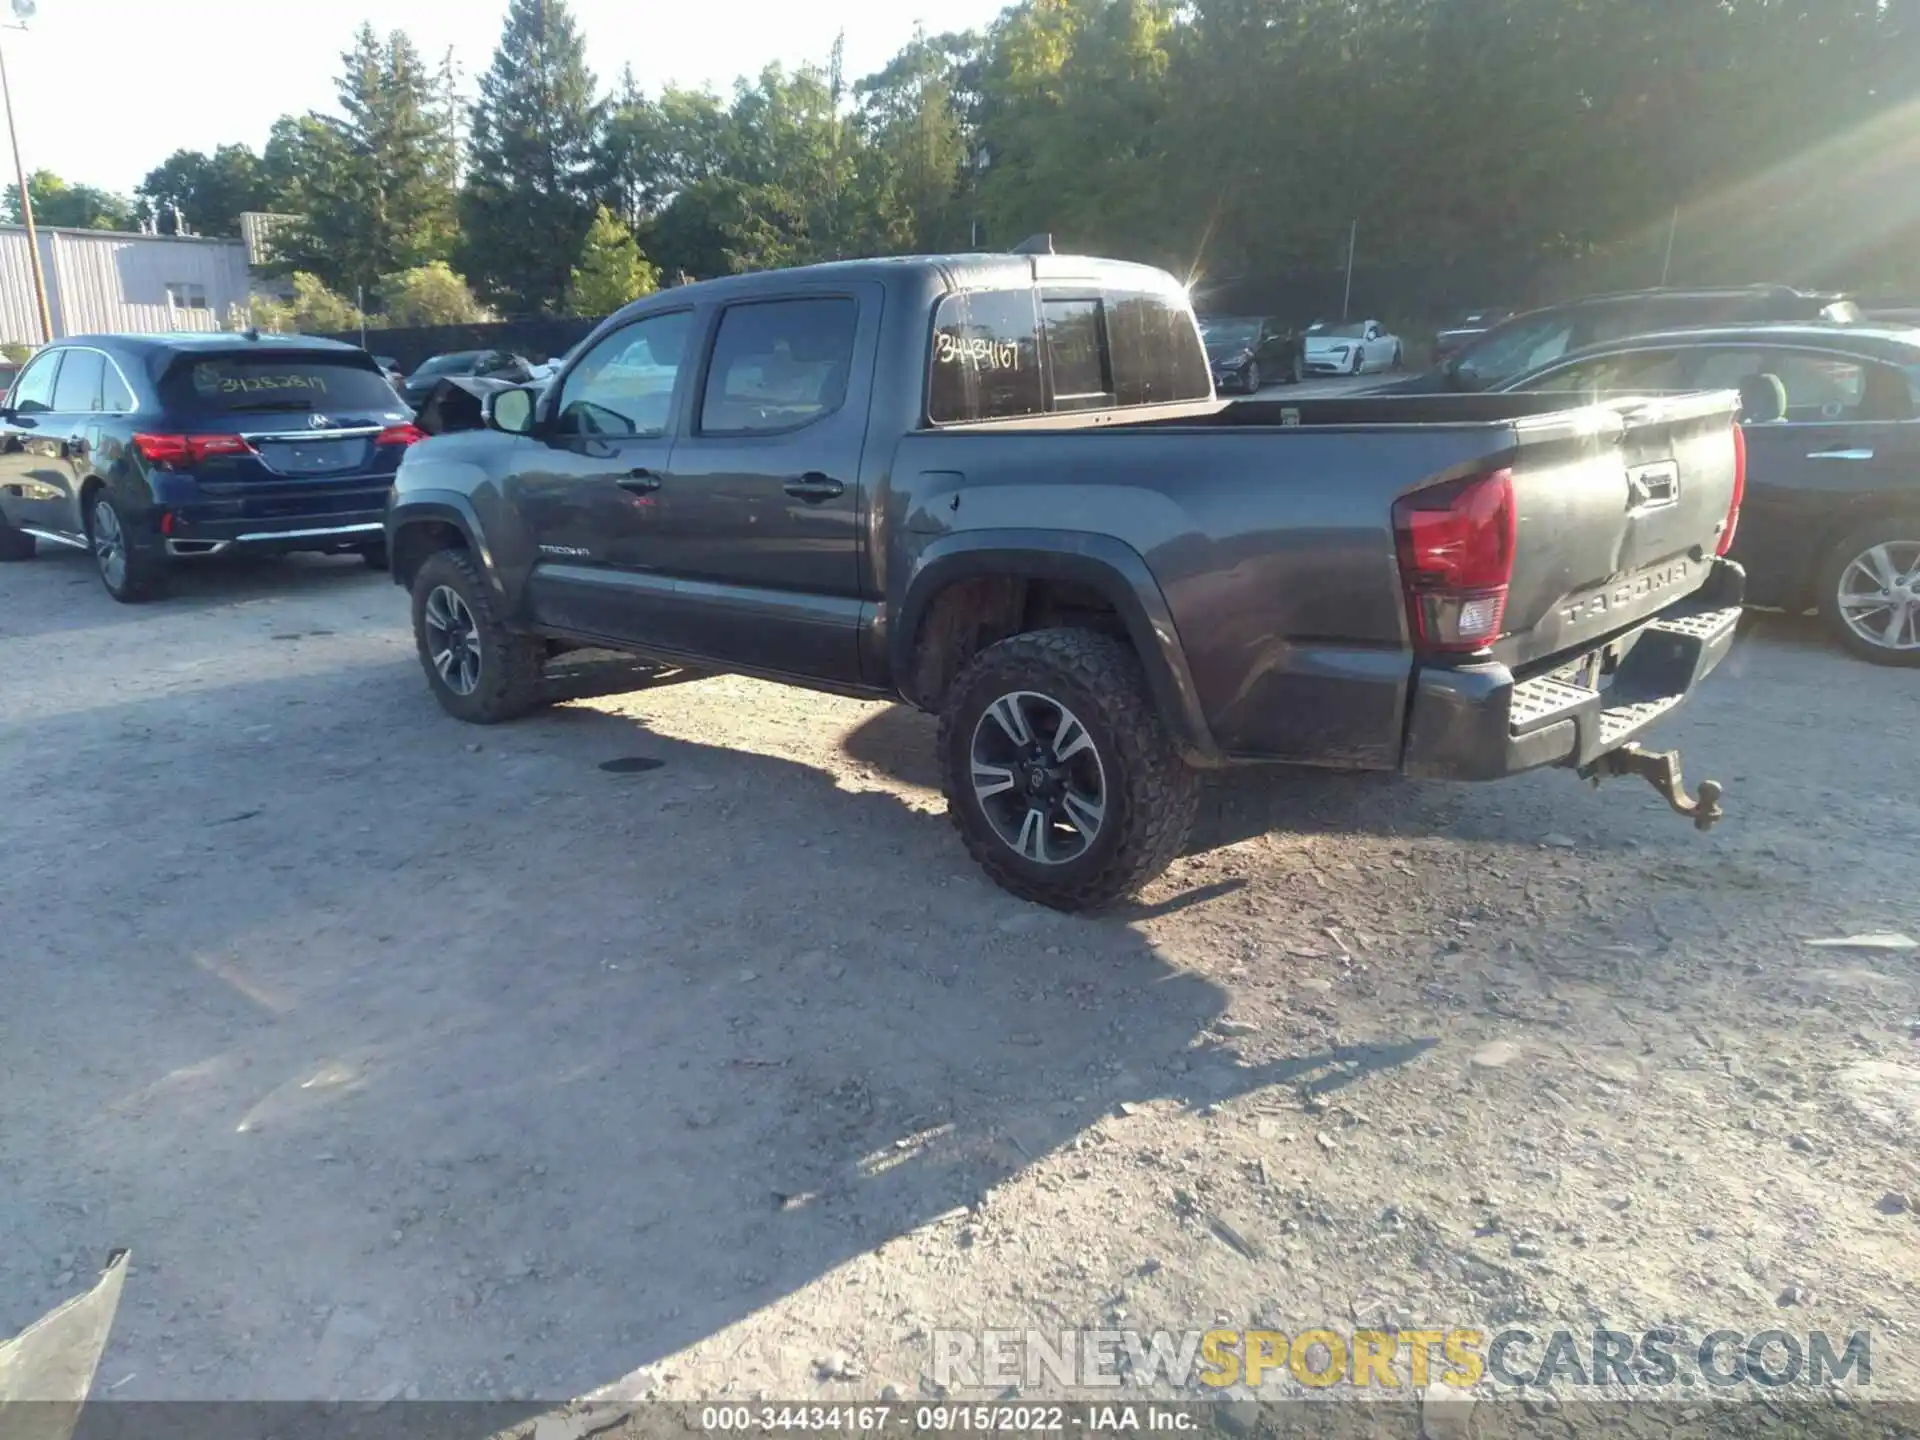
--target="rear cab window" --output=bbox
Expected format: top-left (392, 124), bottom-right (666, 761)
top-left (158, 352), bottom-right (405, 416)
top-left (928, 281), bottom-right (1209, 424)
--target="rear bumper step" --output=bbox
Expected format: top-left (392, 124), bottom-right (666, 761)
top-left (1402, 560), bottom-right (1745, 783)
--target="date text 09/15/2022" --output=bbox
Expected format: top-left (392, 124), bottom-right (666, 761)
top-left (698, 1406), bottom-right (1197, 1433)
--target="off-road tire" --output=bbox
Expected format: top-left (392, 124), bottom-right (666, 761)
top-left (409, 547), bottom-right (547, 722)
top-left (938, 628), bottom-right (1200, 912)
top-left (1817, 518), bottom-right (1920, 667)
top-left (87, 493), bottom-right (168, 603)
top-left (0, 513), bottom-right (34, 561)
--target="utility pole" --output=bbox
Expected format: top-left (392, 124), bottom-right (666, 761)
top-left (1342, 219), bottom-right (1358, 321)
top-left (0, 6), bottom-right (53, 345)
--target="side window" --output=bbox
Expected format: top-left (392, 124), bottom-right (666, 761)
top-left (929, 289), bottom-right (1044, 424)
top-left (1686, 349), bottom-right (1768, 391)
top-left (1042, 297), bottom-right (1111, 410)
top-left (1770, 351), bottom-right (1866, 420)
top-left (101, 361), bottom-right (135, 413)
top-left (554, 310), bottom-right (692, 438)
top-left (1456, 318), bottom-right (1574, 383)
top-left (1106, 290), bottom-right (1212, 407)
top-left (52, 349), bottom-right (104, 413)
top-left (1517, 350), bottom-right (1683, 395)
top-left (10, 351), bottom-right (61, 414)
top-left (700, 298), bottom-right (858, 436)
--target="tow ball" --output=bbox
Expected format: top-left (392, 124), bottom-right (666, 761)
top-left (1582, 743), bottom-right (1724, 832)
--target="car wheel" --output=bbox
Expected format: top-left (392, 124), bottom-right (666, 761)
top-left (0, 510), bottom-right (35, 561)
top-left (938, 628), bottom-right (1200, 912)
top-left (410, 548), bottom-right (548, 721)
top-left (1819, 522), bottom-right (1920, 666)
top-left (1392, 344), bottom-right (1404, 370)
top-left (88, 493), bottom-right (166, 603)
top-left (1349, 349), bottom-right (1364, 376)
top-left (1243, 361), bottom-right (1261, 394)
top-left (360, 541), bottom-right (389, 572)
top-left (1288, 352), bottom-right (1304, 385)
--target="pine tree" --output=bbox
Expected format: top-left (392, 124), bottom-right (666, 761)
top-left (272, 26), bottom-right (458, 294)
top-left (461, 0), bottom-right (604, 313)
top-left (565, 205), bottom-right (659, 316)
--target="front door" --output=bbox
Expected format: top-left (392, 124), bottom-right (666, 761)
top-left (647, 289), bottom-right (876, 683)
top-left (0, 349), bottom-right (75, 539)
top-left (514, 308), bottom-right (695, 645)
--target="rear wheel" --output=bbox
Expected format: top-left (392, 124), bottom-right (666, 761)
top-left (1819, 522), bottom-right (1920, 666)
top-left (1349, 348), bottom-right (1364, 376)
top-left (410, 548), bottom-right (547, 721)
top-left (1287, 352), bottom-right (1304, 385)
top-left (88, 493), bottom-right (166, 603)
top-left (938, 628), bottom-right (1199, 912)
top-left (1391, 343), bottom-right (1405, 370)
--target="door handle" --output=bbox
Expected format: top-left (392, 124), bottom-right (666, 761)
top-left (618, 468), bottom-right (661, 493)
top-left (783, 472), bottom-right (845, 502)
top-left (1808, 448), bottom-right (1874, 461)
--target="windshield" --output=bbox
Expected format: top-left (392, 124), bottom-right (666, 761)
top-left (1199, 318), bottom-right (1260, 350)
top-left (158, 352), bottom-right (404, 414)
top-left (409, 353), bottom-right (480, 380)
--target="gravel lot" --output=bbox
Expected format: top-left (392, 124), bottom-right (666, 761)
top-left (2, 539), bottom-right (1916, 1411)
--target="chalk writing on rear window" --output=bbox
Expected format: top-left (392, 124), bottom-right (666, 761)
top-left (192, 366), bottom-right (330, 396)
top-left (936, 333), bottom-right (1021, 370)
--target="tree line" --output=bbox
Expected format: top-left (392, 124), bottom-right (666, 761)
top-left (15, 0), bottom-right (1920, 330)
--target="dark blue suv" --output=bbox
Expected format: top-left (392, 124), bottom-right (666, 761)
top-left (0, 332), bottom-right (421, 601)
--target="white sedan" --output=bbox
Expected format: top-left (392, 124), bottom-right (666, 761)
top-left (1303, 320), bottom-right (1404, 375)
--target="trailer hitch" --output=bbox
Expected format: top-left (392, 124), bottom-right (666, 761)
top-left (1583, 743), bottom-right (1724, 832)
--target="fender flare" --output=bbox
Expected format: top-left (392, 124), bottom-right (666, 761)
top-left (892, 528), bottom-right (1222, 766)
top-left (386, 490), bottom-right (511, 607)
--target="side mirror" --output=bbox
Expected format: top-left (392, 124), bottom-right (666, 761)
top-left (485, 386), bottom-right (538, 436)
top-left (1737, 373), bottom-right (1787, 424)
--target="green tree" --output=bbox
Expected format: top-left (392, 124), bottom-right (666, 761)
top-left (377, 261), bottom-right (488, 326)
top-left (461, 0), bottom-right (603, 312)
top-left (248, 272), bottom-right (364, 334)
top-left (4, 171), bottom-right (138, 230)
top-left (271, 25), bottom-right (459, 293)
top-left (135, 145), bottom-right (269, 236)
top-left (565, 205), bottom-right (659, 315)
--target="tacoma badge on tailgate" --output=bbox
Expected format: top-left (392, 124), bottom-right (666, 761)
top-left (1561, 559), bottom-right (1692, 626)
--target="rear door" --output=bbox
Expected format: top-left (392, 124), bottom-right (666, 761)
top-left (514, 308), bottom-right (694, 642)
top-left (646, 289), bottom-right (876, 682)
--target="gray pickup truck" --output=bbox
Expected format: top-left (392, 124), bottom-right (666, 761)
top-left (386, 251), bottom-right (1748, 910)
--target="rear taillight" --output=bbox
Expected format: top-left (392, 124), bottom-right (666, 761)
top-left (375, 423), bottom-right (427, 447)
top-left (1718, 423), bottom-right (1746, 557)
top-left (133, 433), bottom-right (252, 465)
top-left (1392, 468), bottom-right (1517, 653)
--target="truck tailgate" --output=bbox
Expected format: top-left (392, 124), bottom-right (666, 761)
top-left (1496, 391), bottom-right (1741, 669)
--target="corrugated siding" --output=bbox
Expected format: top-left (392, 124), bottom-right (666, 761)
top-left (0, 227), bottom-right (252, 344)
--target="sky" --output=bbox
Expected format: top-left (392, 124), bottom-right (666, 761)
top-left (1, 0), bottom-right (1010, 196)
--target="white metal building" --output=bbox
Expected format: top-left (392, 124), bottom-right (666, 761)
top-left (0, 225), bottom-right (252, 345)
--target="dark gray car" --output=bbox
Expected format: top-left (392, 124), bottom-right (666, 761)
top-left (386, 254), bottom-right (1748, 909)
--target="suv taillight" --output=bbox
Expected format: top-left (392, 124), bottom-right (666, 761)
top-left (133, 433), bottom-right (253, 465)
top-left (1392, 468), bottom-right (1517, 653)
top-left (375, 423), bottom-right (426, 447)
top-left (1718, 423), bottom-right (1746, 557)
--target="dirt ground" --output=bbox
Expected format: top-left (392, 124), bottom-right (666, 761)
top-left (2, 548), bottom-right (1916, 1413)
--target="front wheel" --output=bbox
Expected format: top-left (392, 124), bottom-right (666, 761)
top-left (938, 628), bottom-right (1200, 912)
top-left (409, 548), bottom-right (548, 721)
top-left (1287, 352), bottom-right (1304, 385)
top-left (1243, 361), bottom-right (1261, 394)
top-left (1819, 522), bottom-right (1920, 666)
top-left (1391, 343), bottom-right (1404, 370)
top-left (1349, 349), bottom-right (1364, 376)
